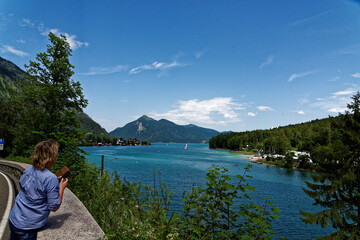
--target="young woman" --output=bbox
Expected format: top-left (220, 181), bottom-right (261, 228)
top-left (8, 139), bottom-right (68, 240)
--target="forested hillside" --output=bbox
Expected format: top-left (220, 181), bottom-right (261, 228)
top-left (0, 56), bottom-right (111, 143)
top-left (110, 115), bottom-right (220, 143)
top-left (76, 111), bottom-right (112, 140)
top-left (0, 56), bottom-right (26, 97)
top-left (209, 117), bottom-right (336, 154)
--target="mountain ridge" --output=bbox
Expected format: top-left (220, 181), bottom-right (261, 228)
top-left (110, 115), bottom-right (220, 143)
top-left (1, 56), bottom-right (220, 143)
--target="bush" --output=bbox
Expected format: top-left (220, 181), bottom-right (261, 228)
top-left (180, 165), bottom-right (279, 239)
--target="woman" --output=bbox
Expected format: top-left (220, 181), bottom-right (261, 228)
top-left (8, 139), bottom-right (68, 240)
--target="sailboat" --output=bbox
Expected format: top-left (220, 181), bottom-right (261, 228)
top-left (184, 144), bottom-right (188, 150)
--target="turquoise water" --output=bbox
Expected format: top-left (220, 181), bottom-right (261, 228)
top-left (81, 143), bottom-right (332, 239)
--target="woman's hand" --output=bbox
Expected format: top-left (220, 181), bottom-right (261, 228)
top-left (59, 178), bottom-right (68, 191)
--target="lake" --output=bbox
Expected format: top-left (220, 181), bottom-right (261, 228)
top-left (81, 143), bottom-right (332, 239)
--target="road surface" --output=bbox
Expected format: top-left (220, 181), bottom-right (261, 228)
top-left (0, 170), bottom-right (14, 240)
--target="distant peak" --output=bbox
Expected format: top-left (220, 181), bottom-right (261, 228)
top-left (138, 115), bottom-right (155, 121)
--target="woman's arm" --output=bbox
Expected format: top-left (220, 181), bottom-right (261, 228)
top-left (52, 178), bottom-right (68, 212)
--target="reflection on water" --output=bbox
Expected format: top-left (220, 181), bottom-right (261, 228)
top-left (284, 168), bottom-right (295, 177)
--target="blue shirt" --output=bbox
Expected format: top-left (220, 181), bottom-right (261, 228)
top-left (9, 166), bottom-right (60, 230)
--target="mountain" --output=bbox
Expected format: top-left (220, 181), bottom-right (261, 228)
top-left (0, 56), bottom-right (110, 138)
top-left (0, 56), bottom-right (26, 98)
top-left (76, 111), bottom-right (112, 138)
top-left (109, 115), bottom-right (220, 143)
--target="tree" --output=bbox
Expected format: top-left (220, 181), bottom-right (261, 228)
top-left (284, 152), bottom-right (294, 169)
top-left (298, 154), bottom-right (312, 170)
top-left (300, 92), bottom-right (360, 239)
top-left (12, 32), bottom-right (88, 155)
top-left (0, 92), bottom-right (20, 157)
top-left (228, 136), bottom-right (242, 150)
top-left (181, 165), bottom-right (279, 239)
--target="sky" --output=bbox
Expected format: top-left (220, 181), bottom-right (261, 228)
top-left (1, 0), bottom-right (360, 132)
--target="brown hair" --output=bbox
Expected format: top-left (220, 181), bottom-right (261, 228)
top-left (32, 139), bottom-right (59, 170)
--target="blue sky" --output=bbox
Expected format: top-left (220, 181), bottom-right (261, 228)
top-left (1, 0), bottom-right (360, 132)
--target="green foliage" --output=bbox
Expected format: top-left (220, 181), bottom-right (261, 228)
top-left (0, 56), bottom-right (111, 154)
top-left (180, 165), bottom-right (279, 239)
top-left (209, 116), bottom-right (335, 157)
top-left (0, 57), bottom-right (26, 157)
top-left (284, 153), bottom-right (294, 169)
top-left (54, 159), bottom-right (279, 240)
top-left (141, 170), bottom-right (180, 239)
top-left (0, 94), bottom-right (21, 157)
top-left (300, 92), bottom-right (360, 239)
top-left (1, 33), bottom-right (279, 239)
top-left (8, 149), bottom-right (279, 239)
top-left (258, 158), bottom-right (286, 168)
top-left (76, 111), bottom-right (112, 139)
top-left (0, 37), bottom-right (109, 157)
top-left (0, 56), bottom-right (26, 98)
top-left (73, 167), bottom-right (181, 240)
top-left (10, 32), bottom-right (87, 155)
top-left (298, 154), bottom-right (312, 170)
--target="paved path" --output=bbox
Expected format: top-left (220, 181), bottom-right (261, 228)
top-left (0, 170), bottom-right (14, 240)
top-left (0, 160), bottom-right (105, 240)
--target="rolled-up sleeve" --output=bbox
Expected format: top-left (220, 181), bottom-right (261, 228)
top-left (45, 177), bottom-right (61, 211)
top-left (9, 167), bottom-right (63, 230)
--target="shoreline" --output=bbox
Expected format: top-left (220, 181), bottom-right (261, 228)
top-left (225, 149), bottom-right (317, 173)
top-left (255, 159), bottom-right (318, 173)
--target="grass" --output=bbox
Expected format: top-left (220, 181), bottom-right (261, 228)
top-left (230, 150), bottom-right (256, 155)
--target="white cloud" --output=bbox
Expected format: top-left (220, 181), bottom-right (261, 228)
top-left (311, 87), bottom-right (358, 113)
top-left (43, 28), bottom-right (89, 50)
top-left (195, 50), bottom-right (206, 59)
top-left (1, 45), bottom-right (28, 57)
top-left (351, 73), bottom-right (360, 78)
top-left (16, 18), bottom-right (88, 50)
top-left (19, 18), bottom-right (35, 28)
top-left (332, 88), bottom-right (357, 96)
top-left (150, 97), bottom-right (245, 127)
top-left (16, 39), bottom-right (26, 44)
top-left (297, 111), bottom-right (305, 115)
top-left (257, 105), bottom-right (274, 111)
top-left (0, 13), bottom-right (13, 28)
top-left (332, 44), bottom-right (360, 55)
top-left (37, 23), bottom-right (45, 32)
top-left (259, 55), bottom-right (274, 69)
top-left (79, 65), bottom-right (129, 76)
top-left (288, 70), bottom-right (318, 82)
top-left (297, 98), bottom-right (309, 105)
top-left (247, 112), bottom-right (257, 117)
top-left (129, 61), bottom-right (184, 74)
top-left (288, 11), bottom-right (332, 27)
top-left (328, 107), bottom-right (347, 113)
top-left (329, 76), bottom-right (340, 82)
